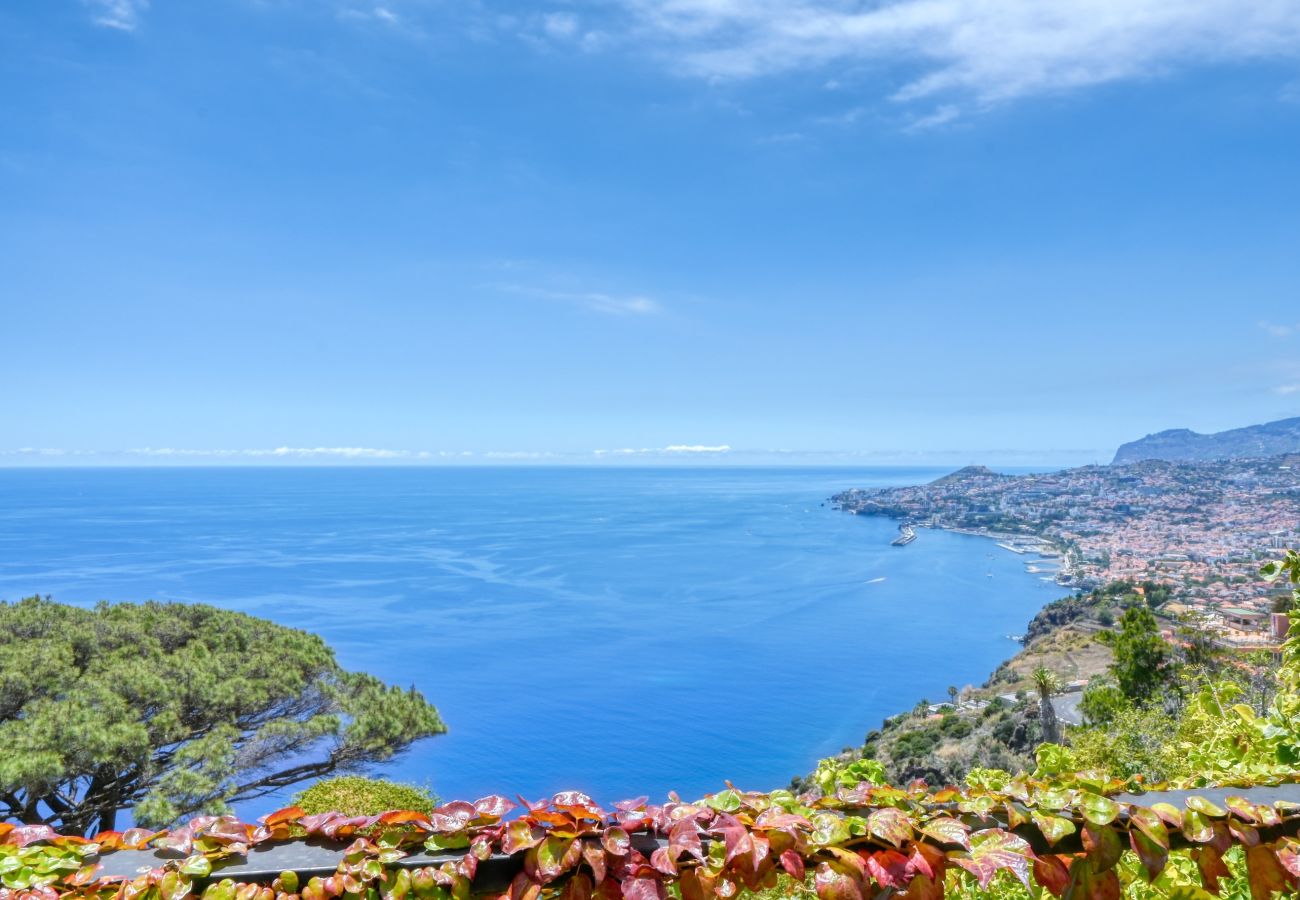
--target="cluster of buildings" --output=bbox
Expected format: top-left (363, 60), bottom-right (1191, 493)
top-left (834, 456), bottom-right (1300, 643)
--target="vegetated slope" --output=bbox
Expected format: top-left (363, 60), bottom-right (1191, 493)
top-left (792, 584), bottom-right (1156, 789)
top-left (1113, 416), bottom-right (1300, 464)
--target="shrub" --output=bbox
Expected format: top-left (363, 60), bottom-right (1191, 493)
top-left (292, 776), bottom-right (438, 816)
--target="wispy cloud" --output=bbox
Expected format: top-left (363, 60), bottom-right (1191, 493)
top-left (2, 445), bottom-right (1114, 466)
top-left (86, 0), bottom-right (148, 31)
top-left (594, 0), bottom-right (1300, 113)
top-left (1276, 384), bottom-right (1300, 396)
top-left (489, 283), bottom-right (663, 316)
top-left (1261, 321), bottom-right (1300, 338)
top-left (594, 444), bottom-right (731, 456)
top-left (129, 446), bottom-right (442, 459)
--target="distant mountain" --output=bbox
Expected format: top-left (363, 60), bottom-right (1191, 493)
top-left (928, 465), bottom-right (1003, 485)
top-left (1112, 416), bottom-right (1300, 465)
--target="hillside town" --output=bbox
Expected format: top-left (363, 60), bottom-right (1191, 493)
top-left (833, 454), bottom-right (1300, 647)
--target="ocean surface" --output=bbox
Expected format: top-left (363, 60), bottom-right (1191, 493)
top-left (0, 466), bottom-right (1064, 814)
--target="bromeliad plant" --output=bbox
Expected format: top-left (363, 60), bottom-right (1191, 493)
top-left (8, 771), bottom-right (1300, 900)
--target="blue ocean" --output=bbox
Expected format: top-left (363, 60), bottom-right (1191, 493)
top-left (0, 466), bottom-right (1062, 814)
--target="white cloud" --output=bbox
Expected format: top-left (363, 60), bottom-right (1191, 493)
top-left (1261, 321), bottom-right (1300, 338)
top-left (1276, 384), bottom-right (1300, 395)
top-left (543, 12), bottom-right (581, 39)
top-left (490, 283), bottom-right (663, 315)
top-left (599, 0), bottom-right (1300, 109)
top-left (905, 104), bottom-right (961, 131)
top-left (127, 446), bottom-right (430, 459)
top-left (592, 444), bottom-right (731, 456)
top-left (86, 0), bottom-right (149, 31)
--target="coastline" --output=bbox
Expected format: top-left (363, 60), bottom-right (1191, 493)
top-left (875, 515), bottom-right (1081, 587)
top-left (793, 502), bottom-right (1111, 788)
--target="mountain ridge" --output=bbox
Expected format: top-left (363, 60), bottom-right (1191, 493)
top-left (1112, 416), bottom-right (1300, 464)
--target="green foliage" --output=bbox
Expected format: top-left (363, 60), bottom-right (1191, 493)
top-left (291, 776), bottom-right (438, 816)
top-left (1030, 742), bottom-right (1077, 778)
top-left (1078, 678), bottom-right (1129, 726)
top-left (1068, 701), bottom-right (1179, 781)
top-left (812, 757), bottom-right (886, 795)
top-left (0, 597), bottom-right (446, 835)
top-left (1098, 605), bottom-right (1177, 703)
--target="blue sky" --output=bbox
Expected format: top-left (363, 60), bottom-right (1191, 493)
top-left (3, 0), bottom-right (1300, 466)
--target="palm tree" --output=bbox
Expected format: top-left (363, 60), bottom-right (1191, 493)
top-left (947, 685), bottom-right (959, 708)
top-left (1031, 666), bottom-right (1062, 745)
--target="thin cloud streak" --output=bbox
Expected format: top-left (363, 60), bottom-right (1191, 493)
top-left (0, 445), bottom-right (1108, 466)
top-left (1261, 321), bottom-right (1300, 338)
top-left (86, 0), bottom-right (148, 31)
top-left (603, 0), bottom-right (1300, 110)
top-left (488, 283), bottom-right (663, 316)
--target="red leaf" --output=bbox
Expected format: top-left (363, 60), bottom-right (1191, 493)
top-left (9, 825), bottom-right (57, 848)
top-left (602, 828), bottom-right (631, 857)
top-left (263, 807), bottom-right (305, 827)
top-left (1196, 846), bottom-right (1231, 894)
top-left (504, 822), bottom-right (545, 855)
top-left (560, 874), bottom-right (594, 900)
top-left (620, 877), bottom-right (665, 900)
top-left (867, 809), bottom-right (912, 849)
top-left (866, 850), bottom-right (911, 889)
top-left (667, 819), bottom-right (703, 862)
top-left (1245, 845), bottom-right (1290, 900)
top-left (779, 850), bottom-right (805, 882)
top-left (953, 830), bottom-right (1034, 889)
top-left (1066, 860), bottom-right (1120, 900)
top-left (649, 848), bottom-right (677, 877)
top-left (1081, 824), bottom-right (1121, 871)
top-left (1275, 840), bottom-right (1300, 879)
top-left (896, 872), bottom-right (943, 900)
top-left (1032, 856), bottom-right (1071, 898)
top-left (474, 796), bottom-right (517, 821)
top-left (813, 862), bottom-right (863, 900)
top-left (678, 869), bottom-right (715, 900)
top-left (378, 811), bottom-right (432, 827)
top-left (509, 873), bottom-right (541, 900)
top-left (909, 844), bottom-right (946, 882)
top-left (1130, 828), bottom-right (1168, 882)
top-left (582, 842), bottom-right (608, 884)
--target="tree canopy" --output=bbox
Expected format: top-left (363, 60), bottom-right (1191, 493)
top-left (1099, 604), bottom-right (1175, 703)
top-left (0, 597), bottom-right (445, 835)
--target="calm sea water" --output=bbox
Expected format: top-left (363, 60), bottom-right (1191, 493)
top-left (0, 466), bottom-right (1063, 814)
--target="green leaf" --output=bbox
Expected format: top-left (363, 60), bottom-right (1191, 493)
top-left (704, 790), bottom-right (742, 813)
top-left (919, 817), bottom-right (970, 850)
top-left (810, 813), bottom-right (851, 847)
top-left (1030, 812), bottom-right (1075, 847)
top-left (1078, 793), bottom-right (1120, 827)
top-left (1127, 807), bottom-right (1170, 848)
top-left (180, 856), bottom-right (212, 878)
top-left (1185, 796), bottom-right (1228, 818)
top-left (1183, 810), bottom-right (1214, 844)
